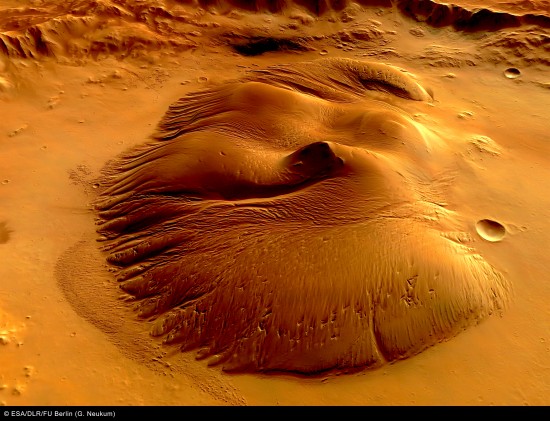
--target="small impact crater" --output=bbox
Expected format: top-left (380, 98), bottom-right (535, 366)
top-left (504, 67), bottom-right (521, 79)
top-left (476, 219), bottom-right (506, 242)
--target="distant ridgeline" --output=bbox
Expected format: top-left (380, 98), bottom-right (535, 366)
top-left (0, 0), bottom-right (549, 61)
top-left (196, 0), bottom-right (550, 30)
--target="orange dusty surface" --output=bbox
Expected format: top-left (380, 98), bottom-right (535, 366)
top-left (1, 0), bottom-right (549, 406)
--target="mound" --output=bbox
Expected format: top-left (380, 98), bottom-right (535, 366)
top-left (84, 58), bottom-right (511, 374)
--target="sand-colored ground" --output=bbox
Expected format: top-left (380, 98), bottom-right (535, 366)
top-left (1, 0), bottom-right (550, 406)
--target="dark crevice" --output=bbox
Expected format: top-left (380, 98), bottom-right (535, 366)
top-left (231, 36), bottom-right (314, 56)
